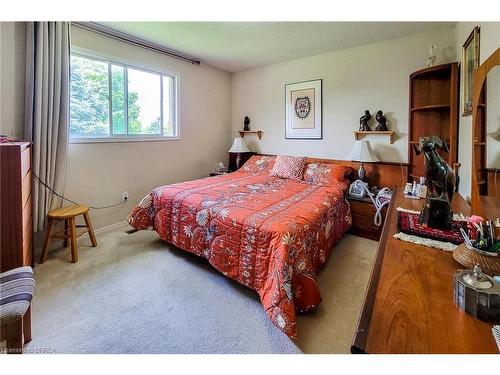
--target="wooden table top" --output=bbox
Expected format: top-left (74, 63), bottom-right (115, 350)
top-left (352, 190), bottom-right (499, 354)
top-left (480, 195), bottom-right (500, 220)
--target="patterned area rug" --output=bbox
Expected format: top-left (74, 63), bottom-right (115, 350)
top-left (397, 209), bottom-right (465, 244)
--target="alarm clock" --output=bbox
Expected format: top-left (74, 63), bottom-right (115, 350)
top-left (454, 265), bottom-right (500, 323)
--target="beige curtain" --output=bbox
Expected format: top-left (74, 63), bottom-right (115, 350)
top-left (25, 22), bottom-right (70, 232)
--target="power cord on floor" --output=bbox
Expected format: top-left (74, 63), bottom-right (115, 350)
top-left (32, 172), bottom-right (127, 210)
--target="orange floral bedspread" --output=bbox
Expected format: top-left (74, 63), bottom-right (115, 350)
top-left (127, 169), bottom-right (351, 339)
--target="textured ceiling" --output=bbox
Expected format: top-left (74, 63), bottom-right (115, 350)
top-left (101, 22), bottom-right (454, 72)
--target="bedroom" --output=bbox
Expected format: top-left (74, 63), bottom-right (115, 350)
top-left (1, 0), bottom-right (500, 371)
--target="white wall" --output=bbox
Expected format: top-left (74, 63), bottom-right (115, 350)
top-left (455, 22), bottom-right (500, 199)
top-left (0, 22), bottom-right (26, 138)
top-left (231, 28), bottom-right (456, 164)
top-left (66, 26), bottom-right (232, 229)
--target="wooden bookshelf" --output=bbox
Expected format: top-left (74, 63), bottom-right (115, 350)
top-left (410, 104), bottom-right (450, 112)
top-left (474, 83), bottom-right (487, 194)
top-left (408, 63), bottom-right (459, 181)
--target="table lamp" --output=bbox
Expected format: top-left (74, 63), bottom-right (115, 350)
top-left (346, 140), bottom-right (380, 181)
top-left (228, 137), bottom-right (250, 170)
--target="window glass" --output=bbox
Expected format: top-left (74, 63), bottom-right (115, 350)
top-left (111, 65), bottom-right (126, 134)
top-left (70, 55), bottom-right (110, 136)
top-left (163, 76), bottom-right (174, 136)
top-left (127, 68), bottom-right (162, 135)
top-left (69, 53), bottom-right (178, 140)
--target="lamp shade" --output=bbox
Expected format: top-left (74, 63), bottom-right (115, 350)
top-left (346, 140), bottom-right (380, 163)
top-left (228, 137), bottom-right (250, 153)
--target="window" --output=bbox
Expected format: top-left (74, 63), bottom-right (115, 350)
top-left (70, 53), bottom-right (178, 141)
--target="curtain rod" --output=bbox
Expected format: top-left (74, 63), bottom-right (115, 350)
top-left (72, 22), bottom-right (201, 66)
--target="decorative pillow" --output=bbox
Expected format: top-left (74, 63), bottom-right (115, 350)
top-left (269, 155), bottom-right (307, 181)
top-left (240, 155), bottom-right (276, 174)
top-left (303, 163), bottom-right (352, 186)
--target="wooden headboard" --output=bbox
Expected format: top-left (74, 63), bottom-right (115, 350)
top-left (230, 152), bottom-right (408, 189)
top-left (304, 157), bottom-right (408, 189)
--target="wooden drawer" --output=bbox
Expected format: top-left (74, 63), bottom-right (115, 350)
top-left (0, 141), bottom-right (32, 272)
top-left (348, 198), bottom-right (386, 241)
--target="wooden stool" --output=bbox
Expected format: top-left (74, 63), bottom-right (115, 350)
top-left (40, 204), bottom-right (97, 263)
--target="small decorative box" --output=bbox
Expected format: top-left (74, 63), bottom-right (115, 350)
top-left (454, 266), bottom-right (500, 323)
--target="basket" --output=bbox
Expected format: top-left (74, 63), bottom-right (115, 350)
top-left (453, 243), bottom-right (500, 276)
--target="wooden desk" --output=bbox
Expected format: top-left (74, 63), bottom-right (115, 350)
top-left (480, 195), bottom-right (500, 220)
top-left (352, 190), bottom-right (499, 354)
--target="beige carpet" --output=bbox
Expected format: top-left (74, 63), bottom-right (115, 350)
top-left (25, 224), bottom-right (376, 354)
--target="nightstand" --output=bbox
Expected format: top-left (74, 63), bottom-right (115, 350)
top-left (347, 196), bottom-right (388, 241)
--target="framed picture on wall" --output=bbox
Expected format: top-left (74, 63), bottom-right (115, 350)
top-left (462, 26), bottom-right (480, 116)
top-left (285, 79), bottom-right (322, 139)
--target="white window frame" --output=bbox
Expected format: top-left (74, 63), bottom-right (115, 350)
top-left (69, 47), bottom-right (181, 143)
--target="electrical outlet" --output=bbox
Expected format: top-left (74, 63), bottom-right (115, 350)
top-left (122, 191), bottom-right (129, 201)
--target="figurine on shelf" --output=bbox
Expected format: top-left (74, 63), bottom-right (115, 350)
top-left (412, 136), bottom-right (455, 230)
top-left (243, 116), bottom-right (251, 131)
top-left (359, 110), bottom-right (371, 131)
top-left (375, 110), bottom-right (388, 131)
top-left (427, 44), bottom-right (437, 67)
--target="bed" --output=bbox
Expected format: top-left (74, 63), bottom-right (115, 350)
top-left (127, 155), bottom-right (352, 339)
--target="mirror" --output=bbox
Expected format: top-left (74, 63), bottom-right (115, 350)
top-left (471, 48), bottom-right (500, 219)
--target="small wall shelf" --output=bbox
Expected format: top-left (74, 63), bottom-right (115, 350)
top-left (410, 138), bottom-right (451, 145)
top-left (238, 130), bottom-right (263, 140)
top-left (353, 130), bottom-right (395, 144)
top-left (410, 104), bottom-right (450, 112)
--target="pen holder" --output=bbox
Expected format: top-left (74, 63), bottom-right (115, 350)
top-left (453, 243), bottom-right (500, 276)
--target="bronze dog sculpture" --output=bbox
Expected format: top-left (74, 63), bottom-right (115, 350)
top-left (412, 136), bottom-right (455, 202)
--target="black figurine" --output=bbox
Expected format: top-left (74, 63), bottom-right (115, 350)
top-left (412, 136), bottom-right (455, 201)
top-left (375, 110), bottom-right (388, 131)
top-left (243, 116), bottom-right (250, 131)
top-left (412, 136), bottom-right (455, 230)
top-left (359, 110), bottom-right (371, 131)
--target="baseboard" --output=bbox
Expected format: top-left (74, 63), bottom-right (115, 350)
top-left (33, 220), bottom-right (129, 259)
top-left (95, 220), bottom-right (128, 234)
